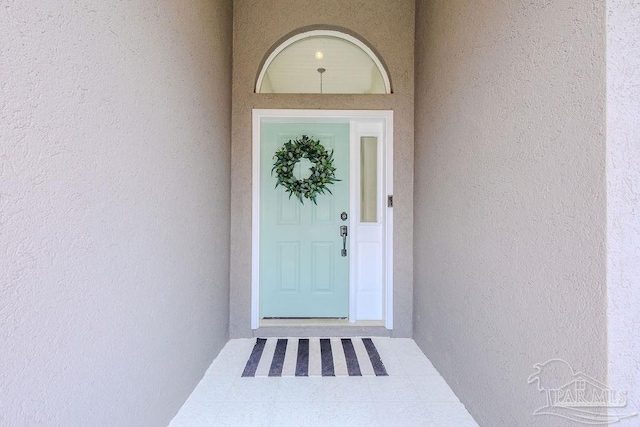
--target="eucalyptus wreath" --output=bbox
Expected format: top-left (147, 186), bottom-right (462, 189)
top-left (272, 135), bottom-right (339, 204)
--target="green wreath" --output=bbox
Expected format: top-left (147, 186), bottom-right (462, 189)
top-left (272, 135), bottom-right (340, 204)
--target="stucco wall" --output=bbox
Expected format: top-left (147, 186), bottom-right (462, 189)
top-left (414, 1), bottom-right (607, 425)
top-left (230, 0), bottom-right (415, 337)
top-left (0, 1), bottom-right (232, 425)
top-left (607, 0), bottom-right (640, 422)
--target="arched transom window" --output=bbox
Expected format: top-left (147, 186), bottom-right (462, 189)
top-left (256, 30), bottom-right (391, 94)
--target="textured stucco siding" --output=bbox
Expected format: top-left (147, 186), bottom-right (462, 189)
top-left (414, 1), bottom-right (607, 425)
top-left (607, 0), bottom-right (640, 422)
top-left (0, 1), bottom-right (232, 425)
top-left (230, 0), bottom-right (415, 338)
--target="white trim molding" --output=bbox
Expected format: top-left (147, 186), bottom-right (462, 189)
top-left (251, 109), bottom-right (394, 330)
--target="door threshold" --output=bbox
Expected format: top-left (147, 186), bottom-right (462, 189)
top-left (260, 318), bottom-right (384, 328)
top-left (254, 320), bottom-right (390, 338)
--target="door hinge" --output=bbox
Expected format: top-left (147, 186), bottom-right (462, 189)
top-left (388, 195), bottom-right (393, 208)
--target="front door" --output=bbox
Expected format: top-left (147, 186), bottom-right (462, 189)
top-left (260, 122), bottom-right (350, 318)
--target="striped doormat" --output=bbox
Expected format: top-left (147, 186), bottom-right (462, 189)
top-left (242, 338), bottom-right (388, 377)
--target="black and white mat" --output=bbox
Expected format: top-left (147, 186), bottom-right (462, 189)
top-left (242, 338), bottom-right (388, 377)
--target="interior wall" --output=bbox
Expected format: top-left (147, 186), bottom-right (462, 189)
top-left (0, 1), bottom-right (232, 425)
top-left (414, 1), bottom-right (607, 425)
top-left (607, 0), bottom-right (640, 422)
top-left (230, 0), bottom-right (415, 337)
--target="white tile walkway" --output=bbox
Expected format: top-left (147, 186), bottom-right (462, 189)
top-left (169, 338), bottom-right (478, 427)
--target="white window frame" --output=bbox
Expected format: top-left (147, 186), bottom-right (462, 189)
top-left (255, 30), bottom-right (391, 94)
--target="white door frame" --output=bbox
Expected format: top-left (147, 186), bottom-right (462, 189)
top-left (251, 109), bottom-right (394, 330)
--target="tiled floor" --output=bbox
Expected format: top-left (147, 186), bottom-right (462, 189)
top-left (170, 338), bottom-right (478, 427)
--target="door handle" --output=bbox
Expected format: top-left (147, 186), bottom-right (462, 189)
top-left (340, 226), bottom-right (348, 257)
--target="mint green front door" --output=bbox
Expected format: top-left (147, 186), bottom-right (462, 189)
top-left (261, 123), bottom-right (350, 318)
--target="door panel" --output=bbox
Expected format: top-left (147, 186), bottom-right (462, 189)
top-left (261, 123), bottom-right (350, 318)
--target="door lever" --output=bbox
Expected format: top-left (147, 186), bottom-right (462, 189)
top-left (340, 226), bottom-right (348, 257)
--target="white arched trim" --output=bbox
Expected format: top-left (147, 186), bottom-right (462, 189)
top-left (255, 30), bottom-right (391, 94)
